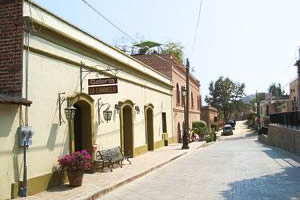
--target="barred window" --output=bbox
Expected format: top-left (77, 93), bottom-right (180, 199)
top-left (176, 83), bottom-right (180, 105)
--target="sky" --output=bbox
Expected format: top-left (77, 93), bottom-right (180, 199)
top-left (33, 0), bottom-right (300, 102)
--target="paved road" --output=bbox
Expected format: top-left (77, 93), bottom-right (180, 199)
top-left (100, 121), bottom-right (300, 200)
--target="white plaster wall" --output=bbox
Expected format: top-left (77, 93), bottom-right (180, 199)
top-left (24, 51), bottom-right (75, 178)
top-left (0, 104), bottom-right (21, 200)
top-left (18, 29), bottom-right (172, 182)
top-left (90, 73), bottom-right (172, 149)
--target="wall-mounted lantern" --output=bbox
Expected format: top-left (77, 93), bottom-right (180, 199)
top-left (97, 98), bottom-right (112, 124)
top-left (115, 104), bottom-right (120, 114)
top-left (103, 109), bottom-right (113, 123)
top-left (64, 106), bottom-right (77, 121)
top-left (135, 106), bottom-right (140, 114)
top-left (59, 93), bottom-right (77, 125)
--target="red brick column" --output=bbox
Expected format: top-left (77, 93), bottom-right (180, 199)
top-left (0, 0), bottom-right (23, 96)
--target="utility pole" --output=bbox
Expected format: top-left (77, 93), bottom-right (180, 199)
top-left (296, 48), bottom-right (300, 111)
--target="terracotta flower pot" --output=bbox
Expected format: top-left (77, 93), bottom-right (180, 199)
top-left (67, 170), bottom-right (84, 187)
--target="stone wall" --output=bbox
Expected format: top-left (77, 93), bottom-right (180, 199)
top-left (265, 125), bottom-right (300, 155)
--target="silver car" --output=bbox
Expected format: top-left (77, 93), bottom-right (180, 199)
top-left (222, 124), bottom-right (233, 136)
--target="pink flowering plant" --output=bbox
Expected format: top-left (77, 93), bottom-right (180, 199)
top-left (58, 149), bottom-right (91, 171)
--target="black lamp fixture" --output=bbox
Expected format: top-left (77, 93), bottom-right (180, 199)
top-left (64, 106), bottom-right (77, 121)
top-left (115, 104), bottom-right (120, 114)
top-left (135, 105), bottom-right (140, 114)
top-left (103, 108), bottom-right (113, 123)
top-left (59, 93), bottom-right (76, 125)
top-left (97, 98), bottom-right (112, 124)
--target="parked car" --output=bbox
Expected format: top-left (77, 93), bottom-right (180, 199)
top-left (226, 120), bottom-right (235, 130)
top-left (222, 124), bottom-right (233, 136)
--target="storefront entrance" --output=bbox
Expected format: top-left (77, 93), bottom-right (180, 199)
top-left (122, 105), bottom-right (133, 157)
top-left (146, 107), bottom-right (154, 150)
top-left (73, 100), bottom-right (92, 156)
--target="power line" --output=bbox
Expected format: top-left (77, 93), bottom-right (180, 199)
top-left (80, 0), bottom-right (184, 69)
top-left (191, 0), bottom-right (204, 53)
top-left (81, 0), bottom-right (136, 43)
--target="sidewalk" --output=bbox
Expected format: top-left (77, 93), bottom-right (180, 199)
top-left (20, 141), bottom-right (208, 200)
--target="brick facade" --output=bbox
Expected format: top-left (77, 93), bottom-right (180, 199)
top-left (0, 0), bottom-right (23, 96)
top-left (133, 54), bottom-right (201, 142)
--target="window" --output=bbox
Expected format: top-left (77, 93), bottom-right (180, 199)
top-left (266, 105), bottom-right (269, 116)
top-left (199, 95), bottom-right (202, 110)
top-left (214, 116), bottom-right (217, 122)
top-left (181, 86), bottom-right (185, 107)
top-left (162, 112), bottom-right (167, 133)
top-left (191, 92), bottom-right (194, 109)
top-left (176, 83), bottom-right (180, 105)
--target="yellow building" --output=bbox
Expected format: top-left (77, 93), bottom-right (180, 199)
top-left (0, 1), bottom-right (174, 199)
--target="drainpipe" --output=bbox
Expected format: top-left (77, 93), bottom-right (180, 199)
top-left (25, 30), bottom-right (29, 126)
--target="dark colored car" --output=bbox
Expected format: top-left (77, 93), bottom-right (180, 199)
top-left (222, 124), bottom-right (233, 135)
top-left (226, 120), bottom-right (235, 130)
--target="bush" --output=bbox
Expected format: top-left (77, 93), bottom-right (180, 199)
top-left (192, 121), bottom-right (208, 141)
top-left (192, 121), bottom-right (207, 129)
top-left (205, 135), bottom-right (212, 143)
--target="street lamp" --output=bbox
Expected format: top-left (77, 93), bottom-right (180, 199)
top-left (182, 59), bottom-right (190, 149)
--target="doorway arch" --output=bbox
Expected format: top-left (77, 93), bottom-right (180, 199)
top-left (145, 104), bottom-right (154, 151)
top-left (68, 93), bottom-right (94, 160)
top-left (119, 100), bottom-right (134, 157)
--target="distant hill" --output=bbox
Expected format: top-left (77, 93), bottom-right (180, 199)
top-left (242, 94), bottom-right (256, 104)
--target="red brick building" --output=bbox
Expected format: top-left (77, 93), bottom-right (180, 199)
top-left (134, 54), bottom-right (201, 142)
top-left (201, 106), bottom-right (219, 130)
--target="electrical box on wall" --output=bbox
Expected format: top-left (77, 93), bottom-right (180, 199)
top-left (19, 126), bottom-right (33, 147)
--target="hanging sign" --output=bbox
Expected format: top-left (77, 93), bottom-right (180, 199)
top-left (88, 85), bottom-right (118, 95)
top-left (88, 78), bottom-right (118, 86)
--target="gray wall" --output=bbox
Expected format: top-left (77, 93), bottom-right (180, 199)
top-left (262, 125), bottom-right (300, 155)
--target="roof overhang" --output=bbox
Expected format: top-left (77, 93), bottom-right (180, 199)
top-left (0, 94), bottom-right (32, 106)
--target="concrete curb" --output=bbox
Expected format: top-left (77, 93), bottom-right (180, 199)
top-left (86, 151), bottom-right (188, 200)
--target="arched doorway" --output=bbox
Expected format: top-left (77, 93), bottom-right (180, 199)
top-left (73, 100), bottom-right (92, 156)
top-left (177, 122), bottom-right (181, 143)
top-left (68, 93), bottom-right (94, 160)
top-left (146, 107), bottom-right (154, 150)
top-left (122, 105), bottom-right (133, 157)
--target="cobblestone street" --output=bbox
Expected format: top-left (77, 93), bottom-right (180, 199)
top-left (100, 121), bottom-right (300, 200)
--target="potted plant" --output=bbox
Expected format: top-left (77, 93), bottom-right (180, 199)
top-left (58, 149), bottom-right (91, 187)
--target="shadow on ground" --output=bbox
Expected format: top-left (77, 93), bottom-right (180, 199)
top-left (220, 142), bottom-right (300, 200)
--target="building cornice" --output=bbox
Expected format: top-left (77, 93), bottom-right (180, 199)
top-left (23, 1), bottom-right (172, 88)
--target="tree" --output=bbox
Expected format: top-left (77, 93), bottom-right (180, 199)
top-left (205, 76), bottom-right (245, 121)
top-left (161, 42), bottom-right (184, 63)
top-left (128, 40), bottom-right (184, 63)
top-left (268, 83), bottom-right (285, 98)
